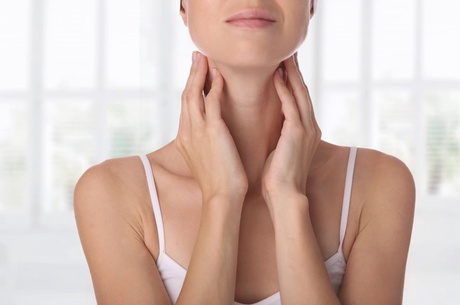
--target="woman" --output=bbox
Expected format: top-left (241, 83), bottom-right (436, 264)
top-left (74, 0), bottom-right (415, 304)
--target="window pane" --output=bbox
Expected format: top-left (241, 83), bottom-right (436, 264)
top-left (320, 90), bottom-right (362, 146)
top-left (373, 90), bottom-right (415, 171)
top-left (0, 0), bottom-right (29, 91)
top-left (0, 101), bottom-right (28, 212)
top-left (107, 0), bottom-right (140, 88)
top-left (425, 91), bottom-right (460, 197)
top-left (423, 0), bottom-right (460, 80)
top-left (44, 0), bottom-right (97, 90)
top-left (323, 0), bottom-right (361, 82)
top-left (373, 0), bottom-right (416, 81)
top-left (43, 99), bottom-right (96, 213)
top-left (108, 99), bottom-right (158, 157)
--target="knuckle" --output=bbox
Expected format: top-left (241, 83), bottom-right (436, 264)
top-left (306, 128), bottom-right (321, 143)
top-left (178, 133), bottom-right (191, 147)
top-left (316, 129), bottom-right (322, 140)
top-left (183, 91), bottom-right (194, 102)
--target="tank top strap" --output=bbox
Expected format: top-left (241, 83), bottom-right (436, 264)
top-left (339, 147), bottom-right (358, 247)
top-left (139, 155), bottom-right (166, 262)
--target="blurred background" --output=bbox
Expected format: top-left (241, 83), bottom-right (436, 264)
top-left (0, 0), bottom-right (459, 304)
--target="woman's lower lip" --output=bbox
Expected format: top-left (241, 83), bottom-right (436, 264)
top-left (226, 19), bottom-right (275, 29)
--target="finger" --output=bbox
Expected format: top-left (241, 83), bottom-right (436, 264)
top-left (284, 55), bottom-right (311, 123)
top-left (205, 68), bottom-right (224, 121)
top-left (179, 54), bottom-right (197, 138)
top-left (179, 85), bottom-right (191, 134)
top-left (294, 52), bottom-right (306, 84)
top-left (183, 51), bottom-right (199, 98)
top-left (284, 55), bottom-right (315, 128)
top-left (274, 68), bottom-right (301, 123)
top-left (175, 105), bottom-right (189, 158)
top-left (183, 52), bottom-right (207, 122)
top-left (293, 54), bottom-right (321, 135)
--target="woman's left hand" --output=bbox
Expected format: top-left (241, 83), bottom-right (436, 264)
top-left (262, 53), bottom-right (321, 212)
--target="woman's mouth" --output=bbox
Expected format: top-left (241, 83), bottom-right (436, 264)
top-left (226, 9), bottom-right (276, 29)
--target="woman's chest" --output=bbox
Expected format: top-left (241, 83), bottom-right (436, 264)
top-left (143, 162), bottom-right (361, 302)
top-left (159, 187), bottom-right (348, 270)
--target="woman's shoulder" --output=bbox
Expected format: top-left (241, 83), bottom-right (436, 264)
top-left (75, 155), bottom-right (146, 198)
top-left (323, 143), bottom-right (415, 218)
top-left (73, 155), bottom-right (151, 228)
top-left (353, 146), bottom-right (416, 227)
top-left (322, 142), bottom-right (414, 202)
top-left (73, 154), bottom-right (170, 301)
top-left (354, 146), bottom-right (415, 191)
top-left (74, 142), bottom-right (185, 212)
top-left (73, 143), bottom-right (186, 260)
top-left (73, 145), bottom-right (180, 216)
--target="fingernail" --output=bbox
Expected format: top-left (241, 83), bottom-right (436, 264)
top-left (192, 51), bottom-right (201, 63)
top-left (211, 68), bottom-right (217, 80)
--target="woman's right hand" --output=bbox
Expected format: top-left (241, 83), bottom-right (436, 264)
top-left (175, 52), bottom-right (248, 205)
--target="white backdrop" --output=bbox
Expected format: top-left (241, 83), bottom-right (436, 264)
top-left (0, 0), bottom-right (459, 304)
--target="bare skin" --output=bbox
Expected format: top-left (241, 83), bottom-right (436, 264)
top-left (75, 56), bottom-right (415, 305)
top-left (75, 1), bottom-right (415, 304)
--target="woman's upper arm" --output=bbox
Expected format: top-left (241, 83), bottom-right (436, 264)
top-left (74, 162), bottom-right (172, 305)
top-left (339, 152), bottom-right (416, 304)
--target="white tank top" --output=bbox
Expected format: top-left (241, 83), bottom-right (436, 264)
top-left (139, 147), bottom-right (357, 305)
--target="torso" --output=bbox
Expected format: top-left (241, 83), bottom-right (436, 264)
top-left (111, 140), bottom-right (366, 304)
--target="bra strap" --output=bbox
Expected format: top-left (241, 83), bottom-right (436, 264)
top-left (139, 155), bottom-right (166, 263)
top-left (339, 147), bottom-right (357, 247)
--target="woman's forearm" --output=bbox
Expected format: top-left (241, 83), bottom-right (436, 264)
top-left (272, 195), bottom-right (341, 305)
top-left (175, 197), bottom-right (243, 305)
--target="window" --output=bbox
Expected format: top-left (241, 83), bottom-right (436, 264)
top-left (313, 0), bottom-right (460, 201)
top-left (0, 0), bottom-right (163, 228)
top-left (0, 0), bottom-right (458, 222)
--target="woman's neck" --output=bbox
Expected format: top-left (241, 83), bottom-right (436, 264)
top-left (205, 62), bottom-right (284, 194)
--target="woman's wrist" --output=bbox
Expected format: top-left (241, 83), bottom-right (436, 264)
top-left (263, 186), bottom-right (307, 208)
top-left (264, 190), bottom-right (310, 223)
top-left (202, 195), bottom-right (244, 221)
top-left (202, 179), bottom-right (248, 207)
